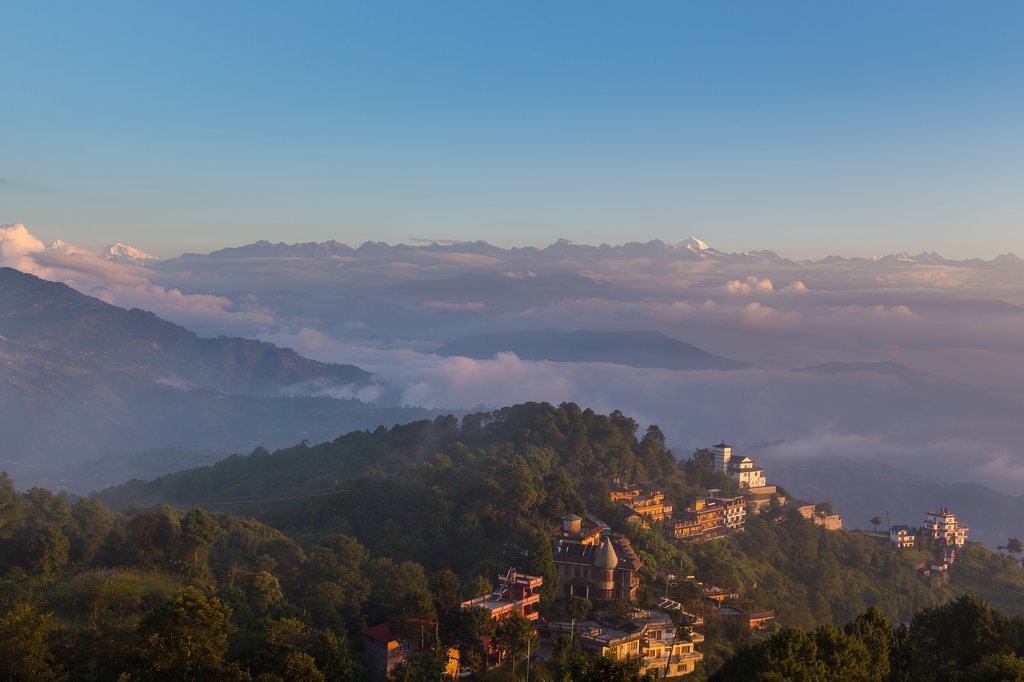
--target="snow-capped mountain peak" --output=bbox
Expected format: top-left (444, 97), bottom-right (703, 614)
top-left (45, 239), bottom-right (94, 256)
top-left (678, 236), bottom-right (712, 253)
top-left (102, 243), bottom-right (158, 264)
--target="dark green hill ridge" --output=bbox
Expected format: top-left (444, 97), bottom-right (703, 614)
top-left (96, 402), bottom-right (1024, 630)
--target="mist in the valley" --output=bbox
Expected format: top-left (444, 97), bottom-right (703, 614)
top-left (3, 223), bottom-right (1024, 504)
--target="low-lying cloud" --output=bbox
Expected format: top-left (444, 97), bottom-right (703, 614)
top-left (6, 223), bottom-right (1024, 494)
top-left (0, 224), bottom-right (274, 332)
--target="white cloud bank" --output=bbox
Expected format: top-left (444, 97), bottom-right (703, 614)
top-left (0, 224), bottom-right (274, 332)
top-left (6, 224), bottom-right (1024, 493)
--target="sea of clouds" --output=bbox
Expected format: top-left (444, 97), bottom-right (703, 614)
top-left (4, 223), bottom-right (1024, 492)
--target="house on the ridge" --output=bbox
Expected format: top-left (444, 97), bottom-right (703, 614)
top-left (890, 525), bottom-right (917, 549)
top-left (924, 507), bottom-right (968, 547)
top-left (552, 513), bottom-right (642, 601)
top-left (708, 442), bottom-right (785, 510)
top-left (710, 442), bottom-right (766, 488)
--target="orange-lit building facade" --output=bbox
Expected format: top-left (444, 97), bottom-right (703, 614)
top-left (611, 481), bottom-right (674, 526)
top-left (665, 493), bottom-right (746, 543)
top-left (924, 507), bottom-right (968, 547)
top-left (459, 569), bottom-right (544, 668)
top-left (460, 570), bottom-right (543, 622)
top-left (890, 525), bottom-right (917, 549)
top-left (541, 609), bottom-right (703, 677)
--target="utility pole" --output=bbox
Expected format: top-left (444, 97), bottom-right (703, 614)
top-left (526, 635), bottom-right (530, 682)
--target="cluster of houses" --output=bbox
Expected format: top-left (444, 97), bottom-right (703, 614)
top-left (615, 441), bottom-right (842, 546)
top-left (889, 507), bottom-right (970, 550)
top-left (886, 507), bottom-right (969, 587)
top-left (360, 509), bottom-right (708, 679)
top-left (360, 441), bottom-right (840, 679)
top-left (361, 503), bottom-right (973, 679)
top-left (357, 441), bottom-right (983, 679)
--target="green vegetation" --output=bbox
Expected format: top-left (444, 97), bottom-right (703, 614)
top-left (2, 402), bottom-right (1024, 679)
top-left (713, 596), bottom-right (1024, 682)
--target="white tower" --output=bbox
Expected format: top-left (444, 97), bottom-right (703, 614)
top-left (711, 442), bottom-right (732, 472)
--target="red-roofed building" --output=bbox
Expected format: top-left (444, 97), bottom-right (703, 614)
top-left (361, 622), bottom-right (459, 680)
top-left (361, 623), bottom-right (410, 680)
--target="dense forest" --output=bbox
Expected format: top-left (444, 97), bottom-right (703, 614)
top-left (712, 596), bottom-right (1024, 682)
top-left (3, 402), bottom-right (1024, 679)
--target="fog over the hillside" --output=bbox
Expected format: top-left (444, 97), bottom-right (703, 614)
top-left (4, 223), bottom-right (1024, 493)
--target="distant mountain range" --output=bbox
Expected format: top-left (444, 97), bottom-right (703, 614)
top-left (0, 267), bottom-right (370, 395)
top-left (0, 267), bottom-right (441, 489)
top-left (159, 236), bottom-right (1024, 267)
top-left (436, 329), bottom-right (750, 370)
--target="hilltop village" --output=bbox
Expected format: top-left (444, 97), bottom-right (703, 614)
top-left (0, 402), bottom-right (1009, 682)
top-left (355, 440), bottom-right (975, 679)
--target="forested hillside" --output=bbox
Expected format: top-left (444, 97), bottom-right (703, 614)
top-left (98, 404), bottom-right (1024, 619)
top-left (4, 403), bottom-right (1024, 679)
top-left (98, 403), bottom-right (1024, 626)
top-left (711, 596), bottom-right (1024, 681)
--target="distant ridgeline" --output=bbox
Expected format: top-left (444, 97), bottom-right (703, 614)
top-left (3, 402), bottom-right (1024, 679)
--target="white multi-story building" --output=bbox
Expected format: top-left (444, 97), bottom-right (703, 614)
top-left (924, 507), bottom-right (968, 547)
top-left (710, 442), bottom-right (766, 489)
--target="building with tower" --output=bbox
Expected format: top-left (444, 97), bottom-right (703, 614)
top-left (710, 442), bottom-right (766, 489)
top-left (552, 513), bottom-right (642, 601)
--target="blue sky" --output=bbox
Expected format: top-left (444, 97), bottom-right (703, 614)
top-left (3, 1), bottom-right (1023, 258)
